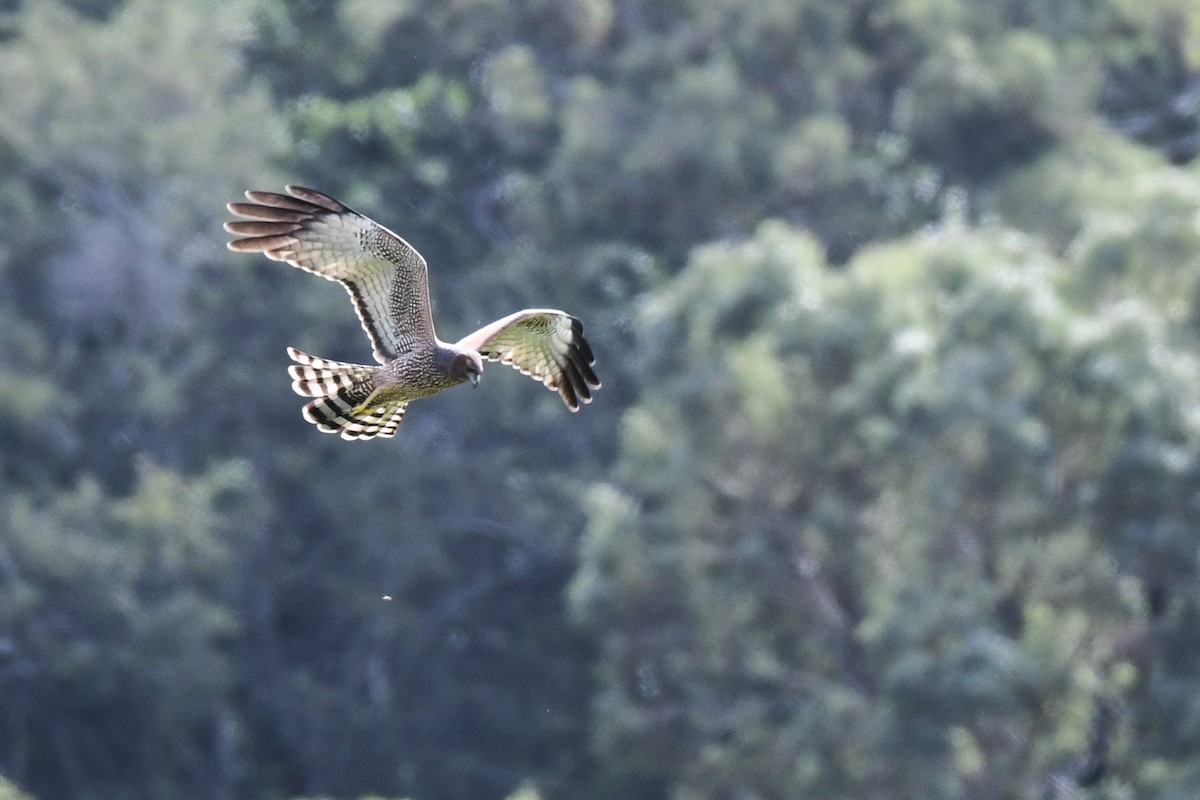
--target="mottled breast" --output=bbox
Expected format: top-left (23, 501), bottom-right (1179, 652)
top-left (379, 346), bottom-right (467, 401)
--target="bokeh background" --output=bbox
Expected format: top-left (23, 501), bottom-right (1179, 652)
top-left (2, 1), bottom-right (1200, 798)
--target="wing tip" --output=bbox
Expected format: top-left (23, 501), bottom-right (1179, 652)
top-left (286, 185), bottom-right (344, 212)
top-left (225, 235), bottom-right (299, 255)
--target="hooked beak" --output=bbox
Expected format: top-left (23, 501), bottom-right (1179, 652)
top-left (468, 372), bottom-right (480, 388)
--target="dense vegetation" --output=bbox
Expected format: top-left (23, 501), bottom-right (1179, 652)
top-left (1, 0), bottom-right (1200, 798)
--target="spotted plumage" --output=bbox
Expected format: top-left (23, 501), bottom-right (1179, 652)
top-left (225, 185), bottom-right (600, 440)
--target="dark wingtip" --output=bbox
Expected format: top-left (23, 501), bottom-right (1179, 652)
top-left (243, 189), bottom-right (322, 213)
top-left (285, 185), bottom-right (344, 212)
top-left (570, 318), bottom-right (596, 364)
top-left (226, 234), bottom-right (298, 253)
top-left (575, 349), bottom-right (600, 389)
top-left (228, 202), bottom-right (311, 222)
top-left (225, 220), bottom-right (303, 236)
top-left (559, 374), bottom-right (579, 410)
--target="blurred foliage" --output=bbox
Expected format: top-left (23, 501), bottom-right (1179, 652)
top-left (0, 460), bottom-right (263, 798)
top-left (0, 777), bottom-right (33, 800)
top-left (570, 215), bottom-right (1200, 798)
top-left (0, 0), bottom-right (1198, 799)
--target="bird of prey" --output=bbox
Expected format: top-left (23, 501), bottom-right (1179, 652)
top-left (224, 185), bottom-right (600, 440)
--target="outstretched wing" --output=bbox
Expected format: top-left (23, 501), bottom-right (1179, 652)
top-left (225, 185), bottom-right (434, 363)
top-left (456, 309), bottom-right (600, 411)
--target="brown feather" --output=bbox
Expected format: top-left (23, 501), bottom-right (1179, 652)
top-left (224, 220), bottom-right (302, 236)
top-left (243, 190), bottom-right (320, 212)
top-left (284, 185), bottom-right (345, 212)
top-left (227, 202), bottom-right (311, 222)
top-left (226, 234), bottom-right (298, 253)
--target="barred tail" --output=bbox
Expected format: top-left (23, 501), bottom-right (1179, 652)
top-left (286, 347), bottom-right (375, 398)
top-left (286, 347), bottom-right (407, 440)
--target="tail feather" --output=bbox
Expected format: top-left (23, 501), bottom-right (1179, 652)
top-left (286, 347), bottom-right (407, 440)
top-left (287, 346), bottom-right (376, 398)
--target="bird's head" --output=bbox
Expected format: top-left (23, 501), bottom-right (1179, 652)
top-left (447, 348), bottom-right (484, 388)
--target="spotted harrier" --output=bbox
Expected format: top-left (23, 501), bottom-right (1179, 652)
top-left (224, 185), bottom-right (600, 440)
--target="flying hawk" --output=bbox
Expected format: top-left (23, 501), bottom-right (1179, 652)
top-left (224, 185), bottom-right (600, 440)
